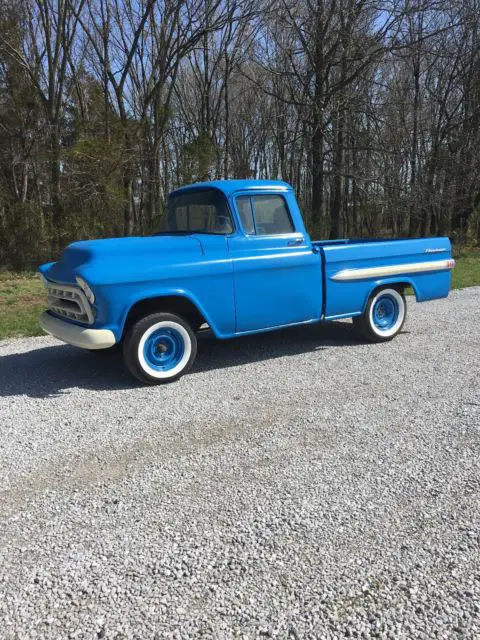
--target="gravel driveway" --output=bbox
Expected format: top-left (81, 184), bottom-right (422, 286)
top-left (0, 287), bottom-right (479, 639)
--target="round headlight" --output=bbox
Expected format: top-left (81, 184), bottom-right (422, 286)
top-left (76, 276), bottom-right (95, 304)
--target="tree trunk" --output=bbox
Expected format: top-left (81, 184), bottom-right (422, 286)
top-left (311, 0), bottom-right (325, 228)
top-left (330, 104), bottom-right (345, 239)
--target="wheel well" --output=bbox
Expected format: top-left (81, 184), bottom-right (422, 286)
top-left (370, 282), bottom-right (414, 298)
top-left (363, 282), bottom-right (414, 314)
top-left (122, 296), bottom-right (206, 339)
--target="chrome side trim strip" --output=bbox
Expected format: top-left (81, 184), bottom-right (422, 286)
top-left (331, 259), bottom-right (455, 282)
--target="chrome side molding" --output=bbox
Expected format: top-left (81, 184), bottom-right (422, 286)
top-left (331, 259), bottom-right (455, 281)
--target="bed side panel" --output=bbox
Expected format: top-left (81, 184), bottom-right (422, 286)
top-left (322, 238), bottom-right (453, 319)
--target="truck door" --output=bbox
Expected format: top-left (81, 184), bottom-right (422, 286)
top-left (228, 191), bottom-right (322, 333)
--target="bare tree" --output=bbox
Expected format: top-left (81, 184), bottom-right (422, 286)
top-left (1, 0), bottom-right (479, 269)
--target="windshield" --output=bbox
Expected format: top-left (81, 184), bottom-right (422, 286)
top-left (158, 188), bottom-right (234, 235)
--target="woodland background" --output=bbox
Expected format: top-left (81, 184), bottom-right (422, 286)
top-left (1, 0), bottom-right (480, 270)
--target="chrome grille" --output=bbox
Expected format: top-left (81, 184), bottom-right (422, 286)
top-left (46, 283), bottom-right (94, 325)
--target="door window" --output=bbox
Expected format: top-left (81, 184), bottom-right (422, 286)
top-left (236, 195), bottom-right (294, 235)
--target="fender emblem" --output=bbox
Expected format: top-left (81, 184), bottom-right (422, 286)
top-left (425, 248), bottom-right (444, 253)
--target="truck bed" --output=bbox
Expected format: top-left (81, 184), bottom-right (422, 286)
top-left (313, 236), bottom-right (453, 320)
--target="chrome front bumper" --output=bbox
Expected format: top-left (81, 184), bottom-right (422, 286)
top-left (39, 311), bottom-right (116, 350)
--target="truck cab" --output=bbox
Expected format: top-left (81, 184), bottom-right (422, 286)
top-left (38, 180), bottom-right (454, 383)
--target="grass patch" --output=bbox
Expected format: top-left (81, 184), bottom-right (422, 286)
top-left (0, 248), bottom-right (479, 341)
top-left (451, 248), bottom-right (480, 290)
top-left (0, 272), bottom-right (45, 340)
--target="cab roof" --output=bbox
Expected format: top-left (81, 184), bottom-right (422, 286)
top-left (169, 179), bottom-right (293, 197)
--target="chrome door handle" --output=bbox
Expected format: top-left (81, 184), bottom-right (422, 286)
top-left (287, 238), bottom-right (303, 246)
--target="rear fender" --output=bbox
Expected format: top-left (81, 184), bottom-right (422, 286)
top-left (360, 278), bottom-right (419, 313)
top-left (359, 267), bottom-right (453, 312)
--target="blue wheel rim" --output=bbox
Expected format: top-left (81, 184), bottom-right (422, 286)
top-left (143, 327), bottom-right (185, 371)
top-left (372, 294), bottom-right (399, 331)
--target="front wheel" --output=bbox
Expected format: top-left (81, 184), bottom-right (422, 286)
top-left (123, 312), bottom-right (197, 384)
top-left (353, 287), bottom-right (407, 342)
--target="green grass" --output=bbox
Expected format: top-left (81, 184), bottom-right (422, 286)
top-left (0, 248), bottom-right (479, 340)
top-left (451, 248), bottom-right (480, 290)
top-left (0, 272), bottom-right (46, 340)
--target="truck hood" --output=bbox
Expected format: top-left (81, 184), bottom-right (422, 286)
top-left (40, 235), bottom-right (204, 284)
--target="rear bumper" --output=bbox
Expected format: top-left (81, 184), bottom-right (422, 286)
top-left (39, 311), bottom-right (116, 350)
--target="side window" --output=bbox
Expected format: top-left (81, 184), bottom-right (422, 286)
top-left (252, 195), bottom-right (294, 234)
top-left (235, 194), bottom-right (294, 235)
top-left (236, 196), bottom-right (256, 234)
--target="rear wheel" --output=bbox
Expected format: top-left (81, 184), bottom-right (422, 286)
top-left (123, 312), bottom-right (197, 384)
top-left (353, 287), bottom-right (406, 342)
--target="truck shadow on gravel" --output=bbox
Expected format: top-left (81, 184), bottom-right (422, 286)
top-left (0, 321), bottom-right (368, 398)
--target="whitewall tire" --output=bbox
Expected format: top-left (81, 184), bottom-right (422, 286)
top-left (123, 313), bottom-right (197, 384)
top-left (354, 287), bottom-right (407, 343)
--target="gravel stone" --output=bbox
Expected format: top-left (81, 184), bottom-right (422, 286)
top-left (0, 287), bottom-right (479, 639)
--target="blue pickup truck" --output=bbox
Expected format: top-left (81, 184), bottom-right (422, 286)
top-left (38, 180), bottom-right (455, 383)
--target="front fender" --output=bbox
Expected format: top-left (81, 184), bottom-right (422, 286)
top-left (112, 286), bottom-right (232, 340)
